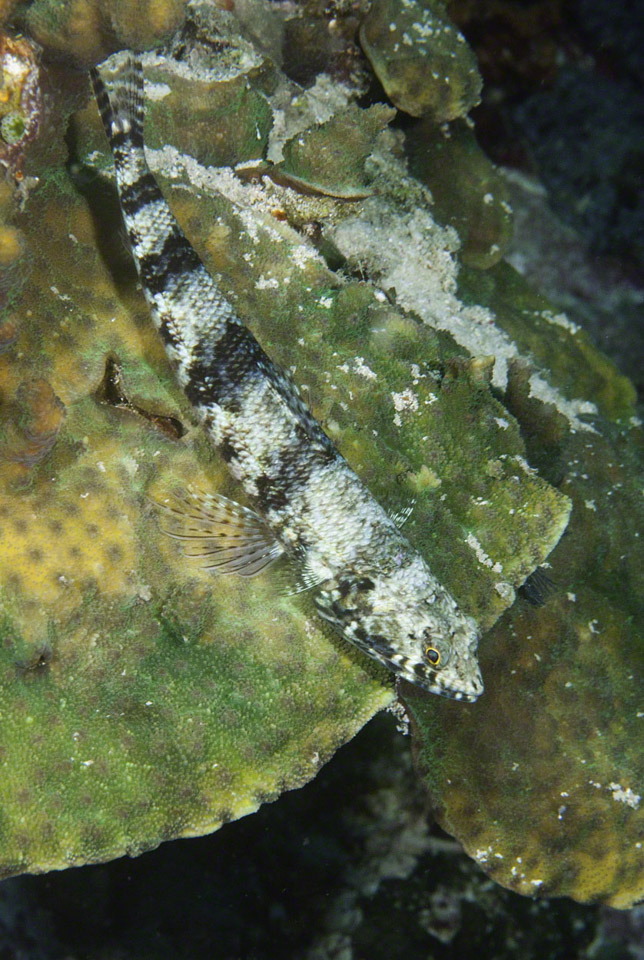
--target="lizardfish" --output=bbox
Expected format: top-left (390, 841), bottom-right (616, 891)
top-left (90, 53), bottom-right (483, 701)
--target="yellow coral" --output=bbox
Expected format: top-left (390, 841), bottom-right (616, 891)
top-left (109, 0), bottom-right (186, 50)
top-left (0, 221), bottom-right (22, 263)
top-left (26, 0), bottom-right (187, 65)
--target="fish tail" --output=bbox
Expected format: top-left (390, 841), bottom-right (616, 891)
top-left (90, 55), bottom-right (159, 240)
top-left (90, 55), bottom-right (145, 153)
top-left (91, 51), bottom-right (248, 416)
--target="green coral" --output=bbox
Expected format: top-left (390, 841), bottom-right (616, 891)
top-left (275, 103), bottom-right (395, 198)
top-left (0, 56), bottom-right (569, 879)
top-left (360, 0), bottom-right (482, 121)
top-left (69, 6), bottom-right (275, 168)
top-left (407, 118), bottom-right (514, 269)
top-left (405, 390), bottom-right (643, 908)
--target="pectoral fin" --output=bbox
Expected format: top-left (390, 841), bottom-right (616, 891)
top-left (155, 488), bottom-right (284, 577)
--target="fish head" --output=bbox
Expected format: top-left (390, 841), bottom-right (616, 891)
top-left (315, 555), bottom-right (483, 702)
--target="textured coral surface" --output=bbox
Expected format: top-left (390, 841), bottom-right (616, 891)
top-left (360, 0), bottom-right (482, 120)
top-left (25, 0), bottom-right (186, 65)
top-left (405, 359), bottom-right (643, 908)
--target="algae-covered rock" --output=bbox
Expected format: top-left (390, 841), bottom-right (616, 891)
top-left (0, 0), bottom-right (640, 910)
top-left (274, 102), bottom-right (395, 198)
top-left (360, 0), bottom-right (482, 121)
top-left (406, 118), bottom-right (514, 269)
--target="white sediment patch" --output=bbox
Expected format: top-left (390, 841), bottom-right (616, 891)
top-left (329, 148), bottom-right (600, 434)
top-left (391, 388), bottom-right (419, 413)
top-left (143, 80), bottom-right (171, 101)
top-left (608, 782), bottom-right (641, 809)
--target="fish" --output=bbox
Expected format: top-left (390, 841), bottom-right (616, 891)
top-left (90, 53), bottom-right (483, 701)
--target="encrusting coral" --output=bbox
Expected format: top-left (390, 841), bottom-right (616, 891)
top-left (359, 0), bottom-right (482, 121)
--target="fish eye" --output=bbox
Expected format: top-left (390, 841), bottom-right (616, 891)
top-left (425, 645), bottom-right (441, 667)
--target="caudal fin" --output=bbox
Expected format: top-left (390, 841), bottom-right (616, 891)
top-left (89, 54), bottom-right (145, 151)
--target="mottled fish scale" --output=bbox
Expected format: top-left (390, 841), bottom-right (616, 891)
top-left (90, 53), bottom-right (483, 701)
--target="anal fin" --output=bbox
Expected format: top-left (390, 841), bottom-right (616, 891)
top-left (155, 488), bottom-right (284, 577)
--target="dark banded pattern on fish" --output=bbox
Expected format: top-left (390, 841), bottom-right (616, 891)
top-left (90, 53), bottom-right (483, 701)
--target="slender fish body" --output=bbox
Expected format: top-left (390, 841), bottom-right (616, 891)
top-left (90, 54), bottom-right (483, 701)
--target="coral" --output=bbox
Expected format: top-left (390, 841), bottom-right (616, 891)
top-left (25, 0), bottom-right (110, 65)
top-left (70, 5), bottom-right (274, 168)
top-left (404, 361), bottom-right (643, 908)
top-left (279, 0), bottom-right (370, 90)
top-left (0, 316), bottom-right (17, 350)
top-left (1, 377), bottom-right (66, 475)
top-left (406, 117), bottom-right (514, 268)
top-left (359, 0), bottom-right (482, 121)
top-left (107, 0), bottom-right (187, 51)
top-left (0, 218), bottom-right (22, 264)
top-left (0, 0), bottom-right (639, 912)
top-left (0, 181), bottom-right (24, 345)
top-left (0, 716), bottom-right (612, 958)
top-left (24, 0), bottom-right (187, 66)
top-left (0, 0), bottom-right (19, 28)
top-left (274, 102), bottom-right (395, 198)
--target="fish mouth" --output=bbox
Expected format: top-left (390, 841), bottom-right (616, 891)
top-left (413, 676), bottom-right (483, 702)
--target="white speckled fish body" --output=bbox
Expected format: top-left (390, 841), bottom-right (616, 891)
top-left (90, 53), bottom-right (483, 701)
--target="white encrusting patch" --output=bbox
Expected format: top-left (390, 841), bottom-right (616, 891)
top-left (494, 582), bottom-right (515, 602)
top-left (392, 388), bottom-right (419, 414)
top-left (255, 275), bottom-right (279, 290)
top-left (465, 532), bottom-right (503, 573)
top-left (337, 356), bottom-right (378, 381)
top-left (329, 149), bottom-right (601, 434)
top-left (143, 80), bottom-right (171, 101)
top-left (608, 783), bottom-right (640, 809)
